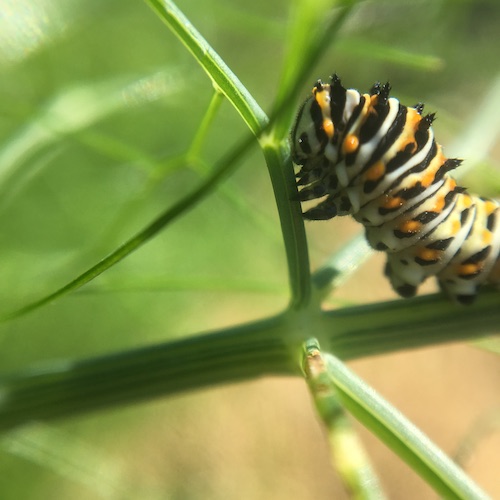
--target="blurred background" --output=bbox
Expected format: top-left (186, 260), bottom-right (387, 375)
top-left (0, 0), bottom-right (499, 498)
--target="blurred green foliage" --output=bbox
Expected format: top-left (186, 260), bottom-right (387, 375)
top-left (0, 0), bottom-right (498, 498)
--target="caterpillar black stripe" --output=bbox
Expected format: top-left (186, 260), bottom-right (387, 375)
top-left (291, 74), bottom-right (500, 304)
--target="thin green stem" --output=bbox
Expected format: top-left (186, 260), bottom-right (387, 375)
top-left (261, 139), bottom-right (311, 308)
top-left (145, 0), bottom-right (268, 135)
top-left (187, 89), bottom-right (225, 160)
top-left (1, 0), bottom-right (313, 320)
top-left (145, 0), bottom-right (312, 307)
top-left (311, 233), bottom-right (373, 293)
top-left (303, 340), bottom-right (387, 500)
top-left (335, 37), bottom-right (443, 71)
top-left (0, 132), bottom-right (257, 322)
top-left (321, 348), bottom-right (490, 499)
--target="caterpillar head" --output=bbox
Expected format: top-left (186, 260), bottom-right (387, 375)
top-left (291, 75), bottom-right (347, 167)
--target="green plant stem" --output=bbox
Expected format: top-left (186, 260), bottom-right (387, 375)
top-left (307, 341), bottom-right (490, 500)
top-left (145, 0), bottom-right (312, 307)
top-left (1, 289), bottom-right (498, 431)
top-left (324, 288), bottom-right (500, 359)
top-left (303, 341), bottom-right (386, 500)
top-left (0, 132), bottom-right (257, 322)
top-left (335, 37), bottom-right (443, 71)
top-left (187, 89), bottom-right (225, 160)
top-left (1, 0), bottom-right (312, 320)
top-left (261, 140), bottom-right (311, 308)
top-left (145, 0), bottom-right (268, 135)
top-left (312, 233), bottom-right (373, 292)
top-left (0, 314), bottom-right (292, 431)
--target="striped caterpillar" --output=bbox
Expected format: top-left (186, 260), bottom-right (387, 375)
top-left (291, 75), bottom-right (500, 304)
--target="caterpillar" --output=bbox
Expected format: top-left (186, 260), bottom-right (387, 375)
top-left (291, 74), bottom-right (500, 304)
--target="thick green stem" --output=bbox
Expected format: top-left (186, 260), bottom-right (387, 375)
top-left (0, 314), bottom-right (293, 431)
top-left (0, 289), bottom-right (498, 432)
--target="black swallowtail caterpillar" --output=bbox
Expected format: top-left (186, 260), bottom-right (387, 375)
top-left (291, 74), bottom-right (500, 304)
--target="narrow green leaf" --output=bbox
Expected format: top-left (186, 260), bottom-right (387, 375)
top-left (317, 347), bottom-right (490, 499)
top-left (336, 37), bottom-right (443, 70)
top-left (303, 339), bottom-right (387, 500)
